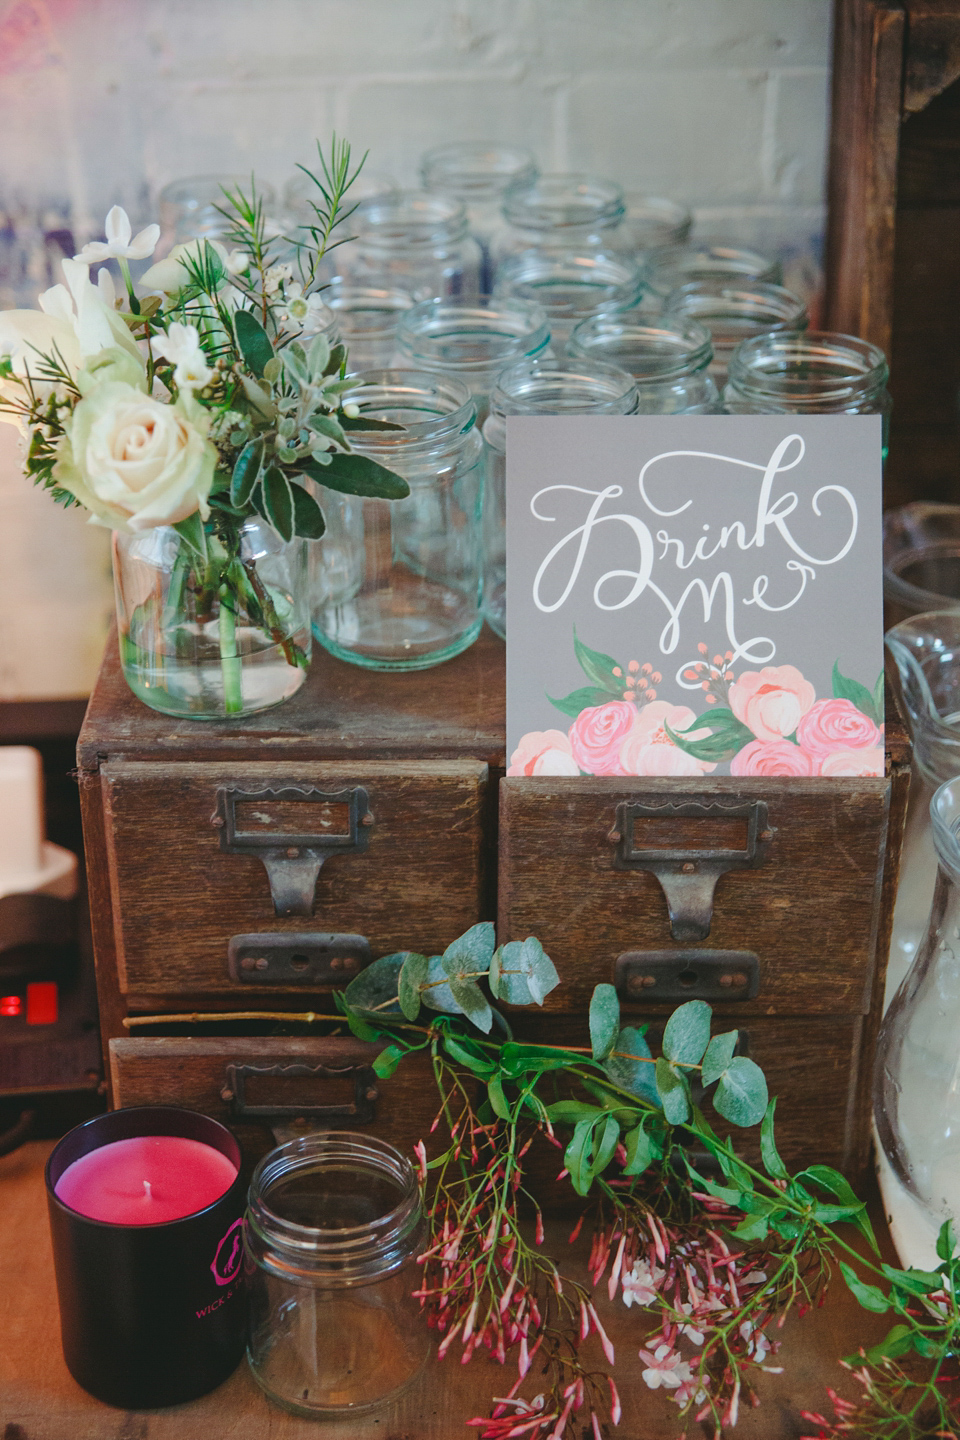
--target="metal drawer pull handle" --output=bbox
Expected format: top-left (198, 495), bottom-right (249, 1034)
top-left (612, 797), bottom-right (772, 942)
top-left (221, 1061), bottom-right (379, 1123)
top-left (213, 785), bottom-right (372, 917)
top-left (615, 949), bottom-right (760, 1003)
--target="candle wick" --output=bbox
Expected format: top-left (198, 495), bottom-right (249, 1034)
top-left (143, 1180), bottom-right (152, 1199)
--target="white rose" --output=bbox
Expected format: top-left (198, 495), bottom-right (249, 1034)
top-left (76, 345), bottom-right (149, 395)
top-left (54, 381), bottom-right (217, 531)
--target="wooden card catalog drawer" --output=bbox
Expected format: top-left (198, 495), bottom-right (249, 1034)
top-left (99, 759), bottom-right (488, 998)
top-left (498, 775), bottom-right (892, 1019)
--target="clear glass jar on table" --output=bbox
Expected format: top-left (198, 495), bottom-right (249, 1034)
top-left (245, 1133), bottom-right (428, 1417)
top-left (645, 243), bottom-right (781, 305)
top-left (723, 331), bottom-right (891, 434)
top-left (663, 278), bottom-right (808, 385)
top-left (493, 173), bottom-right (626, 278)
top-left (420, 143), bottom-right (538, 292)
top-left (310, 372), bottom-right (484, 670)
top-left (493, 248), bottom-right (645, 353)
top-left (322, 279), bottom-right (414, 371)
top-left (331, 192), bottom-right (482, 302)
top-left (567, 312), bottom-right (719, 413)
top-left (482, 357), bottom-right (640, 640)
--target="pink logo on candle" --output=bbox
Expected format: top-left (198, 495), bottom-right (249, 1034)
top-left (211, 1218), bottom-right (244, 1286)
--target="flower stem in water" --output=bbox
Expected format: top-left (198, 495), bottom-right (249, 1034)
top-left (218, 582), bottom-right (244, 714)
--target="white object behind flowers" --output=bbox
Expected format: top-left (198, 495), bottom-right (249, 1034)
top-left (0, 422), bottom-right (112, 699)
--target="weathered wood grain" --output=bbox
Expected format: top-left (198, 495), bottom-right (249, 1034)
top-left (498, 775), bottom-right (891, 1019)
top-left (99, 760), bottom-right (489, 997)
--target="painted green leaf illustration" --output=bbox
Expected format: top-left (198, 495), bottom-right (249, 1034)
top-left (667, 707), bottom-right (754, 762)
top-left (573, 627), bottom-right (624, 694)
top-left (832, 661), bottom-right (883, 727)
top-left (548, 685), bottom-right (620, 720)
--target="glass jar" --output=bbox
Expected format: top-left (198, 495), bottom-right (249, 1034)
top-left (723, 332), bottom-right (891, 424)
top-left (112, 520), bottom-right (310, 719)
top-left (568, 312), bottom-right (719, 413)
top-left (646, 243), bottom-right (781, 303)
top-left (310, 372), bottom-right (484, 669)
top-left (497, 173), bottom-right (625, 256)
top-left (394, 296), bottom-right (551, 422)
top-left (322, 279), bottom-right (414, 371)
top-left (157, 175), bottom-right (279, 256)
top-left (883, 503), bottom-right (960, 630)
top-left (482, 357), bottom-right (639, 639)
top-left (331, 192), bottom-right (482, 302)
top-left (620, 195), bottom-right (693, 257)
top-left (420, 143), bottom-right (538, 291)
top-left (663, 279), bottom-right (808, 384)
top-left (493, 249), bottom-right (645, 353)
top-left (245, 1132), bottom-right (428, 1418)
top-left (875, 777), bottom-right (960, 1265)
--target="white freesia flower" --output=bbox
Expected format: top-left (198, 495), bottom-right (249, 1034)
top-left (96, 267), bottom-right (118, 309)
top-left (53, 381), bottom-right (217, 531)
top-left (39, 257), bottom-right (142, 362)
top-left (152, 322), bottom-right (215, 391)
top-left (279, 283), bottom-right (332, 335)
top-left (141, 239), bottom-right (230, 296)
top-left (75, 206), bottom-right (160, 264)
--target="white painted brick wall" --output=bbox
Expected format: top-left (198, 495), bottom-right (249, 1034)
top-left (0, 0), bottom-right (832, 697)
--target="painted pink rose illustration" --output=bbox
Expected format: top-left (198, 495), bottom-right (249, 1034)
top-left (730, 739), bottom-right (816, 777)
top-left (819, 745), bottom-right (885, 777)
top-left (507, 729), bottom-right (580, 777)
top-left (795, 698), bottom-right (881, 759)
top-left (568, 701), bottom-right (636, 776)
top-left (728, 665), bottom-right (816, 742)
top-left (619, 701), bottom-right (716, 776)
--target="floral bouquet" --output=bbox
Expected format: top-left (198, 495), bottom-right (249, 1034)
top-left (0, 139), bottom-right (408, 718)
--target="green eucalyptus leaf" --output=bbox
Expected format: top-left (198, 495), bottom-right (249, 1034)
top-left (230, 436), bottom-right (265, 507)
top-left (447, 974), bottom-right (493, 1033)
top-left (262, 466), bottom-right (294, 542)
top-left (342, 952), bottom-right (404, 1018)
top-left (420, 954), bottom-right (462, 1015)
top-left (493, 937), bottom-right (560, 1006)
top-left (234, 308), bottom-right (274, 378)
top-left (603, 1027), bottom-right (659, 1106)
top-left (655, 1056), bottom-right (690, 1125)
top-left (589, 984), bottom-right (620, 1061)
top-left (442, 922), bottom-right (496, 978)
top-left (662, 999), bottom-right (712, 1066)
top-left (300, 452), bottom-right (410, 499)
top-left (290, 482), bottom-right (326, 539)
top-left (701, 1029), bottom-right (738, 1087)
top-left (397, 952), bottom-right (429, 1021)
top-left (713, 1055), bottom-right (768, 1127)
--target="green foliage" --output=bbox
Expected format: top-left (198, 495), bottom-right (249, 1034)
top-left (589, 984), bottom-right (620, 1061)
top-left (712, 1055), bottom-right (769, 1127)
top-left (233, 308), bottom-right (275, 377)
top-left (302, 451), bottom-right (411, 499)
top-left (662, 999), bottom-right (712, 1066)
top-left (666, 708), bottom-right (754, 763)
top-left (832, 660), bottom-right (884, 727)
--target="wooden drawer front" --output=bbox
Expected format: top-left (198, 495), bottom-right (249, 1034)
top-left (100, 759), bottom-right (488, 998)
top-left (499, 776), bottom-right (891, 1018)
top-left (109, 1036), bottom-right (441, 1167)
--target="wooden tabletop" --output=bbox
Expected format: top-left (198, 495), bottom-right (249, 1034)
top-left (2, 1138), bottom-right (895, 1440)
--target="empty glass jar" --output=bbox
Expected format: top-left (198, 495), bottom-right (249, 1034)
top-left (245, 1133), bottom-right (428, 1418)
top-left (421, 143), bottom-right (538, 290)
top-left (482, 357), bottom-right (639, 639)
top-left (493, 249), bottom-right (645, 352)
top-left (310, 372), bottom-right (484, 669)
top-left (883, 503), bottom-right (960, 629)
top-left (619, 195), bottom-right (693, 257)
top-left (646, 243), bottom-right (781, 303)
top-left (394, 296), bottom-right (550, 421)
top-left (322, 279), bottom-right (414, 371)
top-left (494, 174), bottom-right (626, 273)
top-left (568, 313), bottom-right (718, 413)
top-left (331, 192), bottom-right (482, 302)
top-left (157, 175), bottom-right (279, 256)
top-left (723, 331), bottom-right (891, 419)
top-left (663, 279), bottom-right (808, 383)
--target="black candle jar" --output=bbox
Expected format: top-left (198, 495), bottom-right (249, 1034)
top-left (45, 1106), bottom-right (247, 1409)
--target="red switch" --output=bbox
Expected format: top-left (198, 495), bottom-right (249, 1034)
top-left (0, 995), bottom-right (21, 1017)
top-left (26, 982), bottom-right (58, 1025)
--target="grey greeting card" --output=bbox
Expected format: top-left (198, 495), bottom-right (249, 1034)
top-left (505, 414), bottom-right (884, 779)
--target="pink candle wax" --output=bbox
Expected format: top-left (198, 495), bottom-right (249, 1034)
top-left (54, 1135), bottom-right (238, 1225)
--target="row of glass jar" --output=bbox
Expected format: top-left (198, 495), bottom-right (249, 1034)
top-left (116, 330), bottom-right (891, 720)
